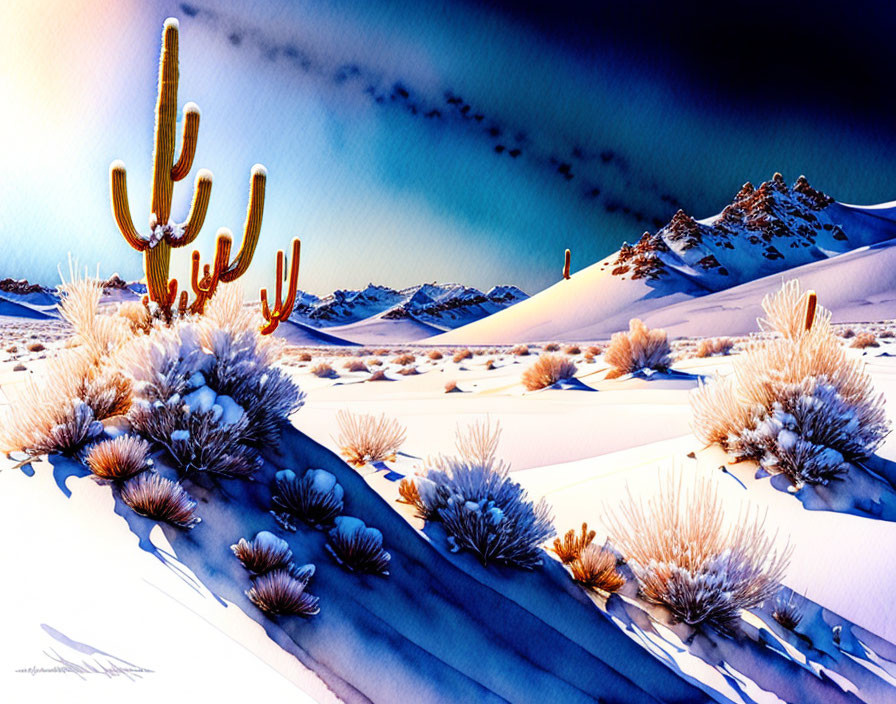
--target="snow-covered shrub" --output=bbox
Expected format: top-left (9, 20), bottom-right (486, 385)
top-left (851, 332), bottom-right (879, 349)
top-left (120, 287), bottom-right (304, 478)
top-left (119, 472), bottom-right (200, 528)
top-left (85, 436), bottom-right (149, 480)
top-left (511, 344), bottom-right (530, 356)
top-left (521, 353), bottom-right (577, 390)
top-left (335, 409), bottom-right (406, 467)
top-left (407, 420), bottom-right (554, 569)
top-left (343, 359), bottom-right (368, 372)
top-left (570, 542), bottom-right (625, 593)
top-left (452, 349), bottom-right (473, 363)
top-left (311, 361), bottom-right (337, 378)
top-left (543, 342), bottom-right (561, 352)
top-left (326, 516), bottom-right (391, 575)
top-left (231, 531), bottom-right (293, 575)
top-left (392, 353), bottom-right (415, 365)
top-left (564, 345), bottom-right (581, 355)
top-left (272, 468), bottom-right (344, 528)
top-left (691, 281), bottom-right (889, 486)
top-left (695, 337), bottom-right (734, 358)
top-left (605, 473), bottom-right (790, 633)
top-left (605, 319), bottom-right (672, 377)
top-left (552, 522), bottom-right (596, 564)
top-left (586, 345), bottom-right (602, 356)
top-left (246, 567), bottom-right (319, 616)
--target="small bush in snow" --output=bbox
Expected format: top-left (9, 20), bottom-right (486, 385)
top-left (396, 366), bottom-right (419, 376)
top-left (452, 348), bottom-right (473, 363)
top-left (605, 319), bottom-right (672, 377)
top-left (231, 531), bottom-right (293, 576)
top-left (564, 345), bottom-right (581, 355)
top-left (851, 332), bottom-right (879, 349)
top-left (409, 420), bottom-right (554, 569)
top-left (392, 353), bottom-right (415, 365)
top-left (542, 342), bottom-right (560, 352)
top-left (246, 567), bottom-right (320, 616)
top-left (120, 472), bottom-right (200, 528)
top-left (427, 349), bottom-right (444, 360)
top-left (311, 361), bottom-right (338, 378)
top-left (326, 516), bottom-right (391, 575)
top-left (86, 436), bottom-right (149, 480)
top-left (570, 542), bottom-right (625, 593)
top-left (272, 468), bottom-right (344, 528)
top-left (691, 281), bottom-right (889, 487)
top-left (511, 344), bottom-right (530, 356)
top-left (586, 345), bottom-right (602, 356)
top-left (605, 473), bottom-right (790, 634)
top-left (521, 353), bottom-right (577, 390)
top-left (695, 337), bottom-right (734, 358)
top-left (367, 369), bottom-right (388, 381)
top-left (444, 380), bottom-right (459, 393)
top-left (335, 410), bottom-right (406, 467)
top-left (552, 522), bottom-right (596, 564)
top-left (772, 591), bottom-right (802, 631)
top-left (298, 352), bottom-right (313, 362)
top-left (343, 359), bottom-right (368, 372)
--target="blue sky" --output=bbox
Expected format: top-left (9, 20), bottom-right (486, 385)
top-left (4, 0), bottom-right (896, 296)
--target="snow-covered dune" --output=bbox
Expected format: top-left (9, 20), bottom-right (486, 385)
top-left (431, 180), bottom-right (896, 345)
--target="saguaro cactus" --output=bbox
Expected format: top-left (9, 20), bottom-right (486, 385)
top-left (563, 248), bottom-right (571, 280)
top-left (110, 18), bottom-right (264, 311)
top-left (260, 239), bottom-right (301, 335)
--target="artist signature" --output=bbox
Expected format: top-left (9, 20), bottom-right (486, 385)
top-left (16, 648), bottom-right (154, 680)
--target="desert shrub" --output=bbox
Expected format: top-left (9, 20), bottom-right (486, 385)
top-left (427, 350), bottom-right (444, 360)
top-left (840, 328), bottom-right (855, 339)
top-left (880, 330), bottom-right (895, 339)
top-left (367, 358), bottom-right (382, 367)
top-left (511, 344), bottom-right (530, 356)
top-left (564, 345), bottom-right (581, 355)
top-left (570, 542), bottom-right (625, 593)
top-left (552, 523), bottom-right (596, 564)
top-left (26, 341), bottom-right (45, 353)
top-left (521, 353), bottom-right (577, 390)
top-left (587, 345), bottom-right (602, 356)
top-left (119, 472), bottom-right (200, 528)
top-left (231, 531), bottom-right (293, 576)
top-left (397, 366), bottom-right (419, 376)
top-left (372, 348), bottom-right (390, 356)
top-left (691, 281), bottom-right (889, 486)
top-left (772, 591), bottom-right (802, 630)
top-left (120, 287), bottom-right (304, 478)
top-left (453, 349), bottom-right (473, 363)
top-left (326, 516), bottom-right (391, 575)
top-left (605, 319), bottom-right (672, 377)
top-left (335, 410), bottom-right (406, 466)
top-left (542, 342), bottom-right (560, 352)
top-left (117, 301), bottom-right (152, 333)
top-left (272, 468), bottom-right (344, 528)
top-left (695, 337), bottom-right (734, 358)
top-left (407, 420), bottom-right (554, 568)
top-left (851, 332), bottom-right (879, 349)
top-left (343, 359), bottom-right (369, 372)
top-left (605, 473), bottom-right (790, 633)
top-left (367, 369), bottom-right (388, 381)
top-left (311, 361), bottom-right (338, 378)
top-left (85, 435), bottom-right (149, 480)
top-left (12, 363), bottom-right (26, 372)
top-left (484, 359), bottom-right (495, 370)
top-left (6, 344), bottom-right (18, 353)
top-left (298, 352), bottom-right (313, 362)
top-left (444, 380), bottom-right (459, 393)
top-left (246, 568), bottom-right (320, 616)
top-left (392, 353), bottom-right (415, 365)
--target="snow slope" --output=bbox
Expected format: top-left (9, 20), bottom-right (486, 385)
top-left (432, 176), bottom-right (896, 344)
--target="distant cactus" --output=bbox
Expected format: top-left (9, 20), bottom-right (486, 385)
top-left (109, 18), bottom-right (266, 314)
top-left (563, 248), bottom-right (571, 280)
top-left (260, 239), bottom-right (301, 335)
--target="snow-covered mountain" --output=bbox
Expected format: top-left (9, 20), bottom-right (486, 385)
top-left (432, 174), bottom-right (896, 344)
top-left (292, 282), bottom-right (527, 330)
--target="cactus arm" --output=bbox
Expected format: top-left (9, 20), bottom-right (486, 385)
top-left (188, 233), bottom-right (232, 314)
top-left (151, 18), bottom-right (179, 226)
top-left (110, 162), bottom-right (147, 251)
top-left (144, 240), bottom-right (173, 305)
top-left (259, 238), bottom-right (301, 335)
top-left (220, 165), bottom-right (266, 282)
top-left (171, 103), bottom-right (200, 182)
top-left (177, 290), bottom-right (189, 316)
top-left (174, 169), bottom-right (213, 245)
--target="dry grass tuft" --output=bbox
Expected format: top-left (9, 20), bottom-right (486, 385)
top-left (396, 366), bottom-right (419, 376)
top-left (511, 344), bottom-right (530, 356)
top-left (695, 337), bottom-right (734, 358)
top-left (851, 332), bottom-right (879, 349)
top-left (564, 345), bottom-right (581, 355)
top-left (570, 542), bottom-right (625, 593)
top-left (119, 472), bottom-right (200, 528)
top-left (392, 353), bottom-right (416, 365)
top-left (772, 591), bottom-right (803, 631)
top-left (543, 342), bottom-right (561, 352)
top-left (552, 522), bottom-right (596, 564)
top-left (452, 348), bottom-right (473, 363)
top-left (343, 359), bottom-right (369, 372)
top-left (605, 473), bottom-right (790, 633)
top-left (521, 353), bottom-right (577, 390)
top-left (310, 361), bottom-right (338, 378)
top-left (367, 369), bottom-right (388, 381)
top-left (85, 436), bottom-right (149, 480)
top-left (605, 319), bottom-right (672, 376)
top-left (335, 410), bottom-right (407, 467)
